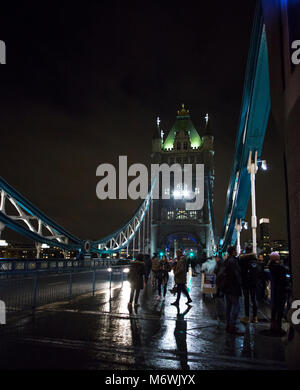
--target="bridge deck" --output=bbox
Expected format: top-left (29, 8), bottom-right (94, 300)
top-left (0, 271), bottom-right (287, 370)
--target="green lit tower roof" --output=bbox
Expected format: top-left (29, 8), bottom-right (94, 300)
top-left (163, 104), bottom-right (202, 150)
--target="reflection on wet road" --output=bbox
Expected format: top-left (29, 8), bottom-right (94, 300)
top-left (0, 271), bottom-right (287, 370)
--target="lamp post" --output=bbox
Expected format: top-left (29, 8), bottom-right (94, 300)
top-left (247, 150), bottom-right (258, 254)
top-left (235, 219), bottom-right (242, 256)
top-left (247, 151), bottom-right (268, 255)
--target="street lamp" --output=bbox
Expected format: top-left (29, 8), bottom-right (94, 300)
top-left (260, 160), bottom-right (267, 171)
top-left (247, 151), bottom-right (267, 254)
top-left (235, 219), bottom-right (242, 255)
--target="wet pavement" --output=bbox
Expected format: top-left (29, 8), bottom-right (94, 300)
top-left (0, 271), bottom-right (287, 370)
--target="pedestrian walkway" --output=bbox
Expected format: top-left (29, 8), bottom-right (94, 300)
top-left (0, 271), bottom-right (287, 370)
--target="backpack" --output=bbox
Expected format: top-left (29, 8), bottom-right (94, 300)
top-left (152, 258), bottom-right (161, 272)
top-left (247, 258), bottom-right (258, 284)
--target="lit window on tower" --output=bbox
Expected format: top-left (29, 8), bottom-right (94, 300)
top-left (167, 211), bottom-right (174, 220)
top-left (189, 211), bottom-right (197, 219)
top-left (176, 210), bottom-right (188, 220)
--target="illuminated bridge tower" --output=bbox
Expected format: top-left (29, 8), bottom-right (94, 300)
top-left (151, 104), bottom-right (215, 259)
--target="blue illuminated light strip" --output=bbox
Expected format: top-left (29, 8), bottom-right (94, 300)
top-left (219, 3), bottom-right (270, 252)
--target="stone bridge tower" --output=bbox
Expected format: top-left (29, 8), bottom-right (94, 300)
top-left (150, 104), bottom-right (215, 260)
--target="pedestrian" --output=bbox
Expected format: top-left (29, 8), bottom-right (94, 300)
top-left (268, 252), bottom-right (288, 336)
top-left (128, 253), bottom-right (145, 307)
top-left (171, 250), bottom-right (192, 306)
top-left (238, 246), bottom-right (258, 324)
top-left (151, 254), bottom-right (161, 288)
top-left (191, 256), bottom-right (196, 276)
top-left (143, 254), bottom-right (152, 285)
top-left (223, 246), bottom-right (244, 335)
top-left (214, 255), bottom-right (226, 324)
top-left (256, 254), bottom-right (266, 302)
top-left (157, 255), bottom-right (171, 300)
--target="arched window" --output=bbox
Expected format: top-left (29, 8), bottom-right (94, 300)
top-left (177, 142), bottom-right (181, 150)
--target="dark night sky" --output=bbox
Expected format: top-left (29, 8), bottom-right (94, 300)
top-left (0, 1), bottom-right (287, 244)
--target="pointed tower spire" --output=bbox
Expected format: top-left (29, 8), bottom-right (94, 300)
top-left (152, 116), bottom-right (161, 139)
top-left (204, 113), bottom-right (212, 135)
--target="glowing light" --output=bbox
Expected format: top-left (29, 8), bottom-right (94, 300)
top-left (191, 140), bottom-right (201, 148)
top-left (261, 160), bottom-right (267, 170)
top-left (0, 240), bottom-right (8, 247)
top-left (107, 268), bottom-right (112, 272)
top-left (41, 243), bottom-right (50, 249)
top-left (123, 268), bottom-right (130, 273)
top-left (173, 190), bottom-right (181, 199)
top-left (173, 190), bottom-right (191, 199)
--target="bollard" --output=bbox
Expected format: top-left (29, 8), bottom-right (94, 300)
top-left (121, 268), bottom-right (124, 286)
top-left (92, 270), bottom-right (96, 296)
top-left (32, 272), bottom-right (38, 309)
top-left (69, 270), bottom-right (72, 300)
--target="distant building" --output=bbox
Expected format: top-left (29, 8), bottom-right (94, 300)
top-left (259, 218), bottom-right (271, 259)
top-left (271, 239), bottom-right (289, 264)
top-left (0, 241), bottom-right (76, 259)
top-left (259, 218), bottom-right (270, 242)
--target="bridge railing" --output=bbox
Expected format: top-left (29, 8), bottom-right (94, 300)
top-left (0, 257), bottom-right (130, 274)
top-left (0, 263), bottom-right (130, 314)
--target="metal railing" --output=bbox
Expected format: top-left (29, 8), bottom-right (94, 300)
top-left (0, 262), bottom-right (130, 314)
top-left (0, 257), bottom-right (130, 273)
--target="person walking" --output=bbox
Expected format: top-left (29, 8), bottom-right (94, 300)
top-left (171, 250), bottom-right (192, 306)
top-left (191, 256), bottom-right (197, 276)
top-left (239, 246), bottom-right (258, 324)
top-left (268, 252), bottom-right (288, 336)
top-left (256, 254), bottom-right (266, 303)
top-left (143, 254), bottom-right (152, 285)
top-left (223, 246), bottom-right (244, 335)
top-left (151, 254), bottom-right (161, 288)
top-left (128, 253), bottom-right (145, 307)
top-left (214, 255), bottom-right (226, 324)
top-left (157, 255), bottom-right (171, 300)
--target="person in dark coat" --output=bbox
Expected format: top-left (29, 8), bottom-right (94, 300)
top-left (128, 253), bottom-right (145, 306)
top-left (190, 256), bottom-right (197, 276)
top-left (256, 254), bottom-right (266, 302)
top-left (214, 255), bottom-right (225, 323)
top-left (151, 254), bottom-right (161, 288)
top-left (238, 246), bottom-right (258, 324)
top-left (143, 254), bottom-right (152, 284)
top-left (171, 250), bottom-right (192, 306)
top-left (223, 246), bottom-right (244, 335)
top-left (268, 252), bottom-right (288, 335)
top-left (157, 255), bottom-right (171, 300)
